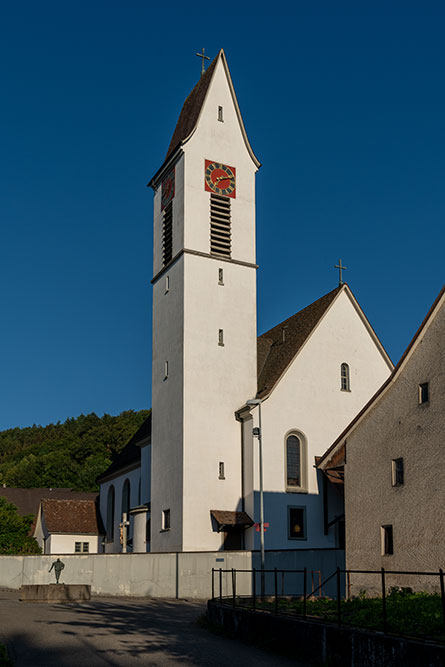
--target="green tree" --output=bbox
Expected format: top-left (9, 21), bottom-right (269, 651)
top-left (0, 497), bottom-right (41, 555)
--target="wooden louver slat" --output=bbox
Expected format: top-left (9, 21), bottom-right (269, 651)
top-left (163, 202), bottom-right (173, 266)
top-left (210, 194), bottom-right (231, 258)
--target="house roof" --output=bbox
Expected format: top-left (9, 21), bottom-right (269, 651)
top-left (96, 413), bottom-right (151, 483)
top-left (317, 285), bottom-right (445, 471)
top-left (0, 487), bottom-right (98, 519)
top-left (210, 510), bottom-right (254, 531)
top-left (256, 286), bottom-right (343, 399)
top-left (41, 499), bottom-right (104, 535)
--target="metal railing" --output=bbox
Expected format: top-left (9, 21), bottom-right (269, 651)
top-left (211, 566), bottom-right (445, 640)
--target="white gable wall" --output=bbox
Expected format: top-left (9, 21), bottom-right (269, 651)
top-left (245, 289), bottom-right (392, 550)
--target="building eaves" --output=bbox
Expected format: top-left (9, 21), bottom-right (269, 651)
top-left (96, 413), bottom-right (151, 484)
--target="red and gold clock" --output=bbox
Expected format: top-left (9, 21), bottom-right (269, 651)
top-left (161, 168), bottom-right (175, 210)
top-left (204, 160), bottom-right (236, 198)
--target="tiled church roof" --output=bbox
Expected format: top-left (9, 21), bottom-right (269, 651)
top-left (256, 286), bottom-right (343, 398)
top-left (165, 55), bottom-right (218, 162)
top-left (96, 413), bottom-right (151, 483)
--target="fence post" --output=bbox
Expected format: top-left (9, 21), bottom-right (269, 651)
top-left (281, 570), bottom-right (285, 596)
top-left (211, 568), bottom-right (214, 600)
top-left (381, 567), bottom-right (387, 634)
top-left (253, 567), bottom-right (256, 611)
top-left (439, 568), bottom-right (445, 635)
top-left (336, 567), bottom-right (341, 626)
top-left (232, 568), bottom-right (236, 609)
top-left (274, 568), bottom-right (278, 615)
top-left (219, 568), bottom-right (222, 604)
top-left (303, 567), bottom-right (307, 619)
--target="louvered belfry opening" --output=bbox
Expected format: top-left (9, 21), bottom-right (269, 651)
top-left (162, 201), bottom-right (173, 266)
top-left (210, 194), bottom-right (231, 258)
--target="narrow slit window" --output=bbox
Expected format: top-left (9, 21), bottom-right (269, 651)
top-left (164, 361), bottom-right (169, 379)
top-left (162, 509), bottom-right (170, 531)
top-left (218, 329), bottom-right (224, 346)
top-left (418, 382), bottom-right (429, 404)
top-left (381, 525), bottom-right (394, 555)
top-left (218, 106), bottom-right (224, 121)
top-left (165, 275), bottom-right (170, 293)
top-left (392, 458), bottom-right (404, 486)
top-left (218, 268), bottom-right (224, 285)
top-left (219, 462), bottom-right (225, 479)
top-left (162, 201), bottom-right (173, 266)
top-left (341, 363), bottom-right (350, 391)
top-left (210, 194), bottom-right (231, 258)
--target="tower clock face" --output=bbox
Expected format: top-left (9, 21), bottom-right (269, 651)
top-left (204, 160), bottom-right (236, 198)
top-left (161, 168), bottom-right (175, 210)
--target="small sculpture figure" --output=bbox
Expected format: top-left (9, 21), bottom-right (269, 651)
top-left (48, 558), bottom-right (65, 584)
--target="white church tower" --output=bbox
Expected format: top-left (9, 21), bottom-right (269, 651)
top-left (148, 50), bottom-right (260, 552)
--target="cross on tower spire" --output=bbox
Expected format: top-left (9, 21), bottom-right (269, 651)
top-left (334, 259), bottom-right (347, 286)
top-left (196, 48), bottom-right (210, 76)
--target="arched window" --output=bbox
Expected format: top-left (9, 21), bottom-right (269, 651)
top-left (122, 479), bottom-right (130, 518)
top-left (341, 363), bottom-right (350, 391)
top-left (106, 486), bottom-right (115, 540)
top-left (285, 433), bottom-right (306, 491)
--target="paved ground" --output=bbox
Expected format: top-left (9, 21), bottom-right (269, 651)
top-left (0, 588), bottom-right (303, 666)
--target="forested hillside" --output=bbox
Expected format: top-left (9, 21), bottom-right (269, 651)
top-left (0, 410), bottom-right (150, 492)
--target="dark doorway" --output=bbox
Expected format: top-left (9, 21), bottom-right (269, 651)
top-left (223, 528), bottom-right (243, 550)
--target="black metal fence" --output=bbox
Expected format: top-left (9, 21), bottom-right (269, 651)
top-left (211, 566), bottom-right (445, 640)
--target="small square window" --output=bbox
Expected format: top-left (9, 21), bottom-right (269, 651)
top-left (392, 458), bottom-right (404, 486)
top-left (218, 106), bottom-right (224, 122)
top-left (82, 542), bottom-right (89, 553)
top-left (218, 462), bottom-right (225, 479)
top-left (419, 382), bottom-right (429, 404)
top-left (381, 525), bottom-right (394, 555)
top-left (162, 509), bottom-right (170, 531)
top-left (218, 268), bottom-right (224, 285)
top-left (218, 329), bottom-right (224, 346)
top-left (75, 542), bottom-right (81, 553)
top-left (288, 506), bottom-right (306, 540)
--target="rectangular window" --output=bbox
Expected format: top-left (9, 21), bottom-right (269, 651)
top-left (392, 458), bottom-right (404, 486)
top-left (164, 361), bottom-right (168, 379)
top-left (219, 462), bottom-right (225, 479)
top-left (218, 105), bottom-right (224, 121)
top-left (82, 542), bottom-right (89, 553)
top-left (146, 517), bottom-right (151, 543)
top-left (162, 201), bottom-right (173, 266)
top-left (288, 506), bottom-right (306, 540)
top-left (419, 382), bottom-right (429, 404)
top-left (162, 509), bottom-right (170, 531)
top-left (75, 542), bottom-right (81, 553)
top-left (210, 194), bottom-right (231, 258)
top-left (218, 268), bottom-right (224, 285)
top-left (165, 275), bottom-right (170, 293)
top-left (381, 525), bottom-right (394, 555)
top-left (218, 329), bottom-right (224, 346)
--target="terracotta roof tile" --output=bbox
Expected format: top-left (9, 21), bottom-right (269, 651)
top-left (257, 286), bottom-right (342, 398)
top-left (41, 499), bottom-right (103, 535)
top-left (0, 487), bottom-right (97, 519)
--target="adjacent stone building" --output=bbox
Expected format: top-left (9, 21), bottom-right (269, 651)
top-left (319, 286), bottom-right (445, 594)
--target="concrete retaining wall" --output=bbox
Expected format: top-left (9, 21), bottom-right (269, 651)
top-left (0, 549), bottom-right (344, 599)
top-left (207, 601), bottom-right (445, 667)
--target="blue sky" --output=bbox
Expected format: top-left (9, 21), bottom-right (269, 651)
top-left (1, 2), bottom-right (444, 430)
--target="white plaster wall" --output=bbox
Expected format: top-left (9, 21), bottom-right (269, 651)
top-left (245, 290), bottom-right (392, 551)
top-left (182, 255), bottom-right (257, 551)
top-left (99, 466), bottom-right (142, 554)
top-left (345, 296), bottom-right (445, 594)
top-left (151, 259), bottom-right (184, 552)
top-left (48, 534), bottom-right (101, 555)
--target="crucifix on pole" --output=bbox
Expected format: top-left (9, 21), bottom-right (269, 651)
top-left (334, 259), bottom-right (347, 286)
top-left (196, 48), bottom-right (210, 76)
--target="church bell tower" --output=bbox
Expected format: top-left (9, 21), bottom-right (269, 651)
top-left (149, 49), bottom-right (260, 552)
